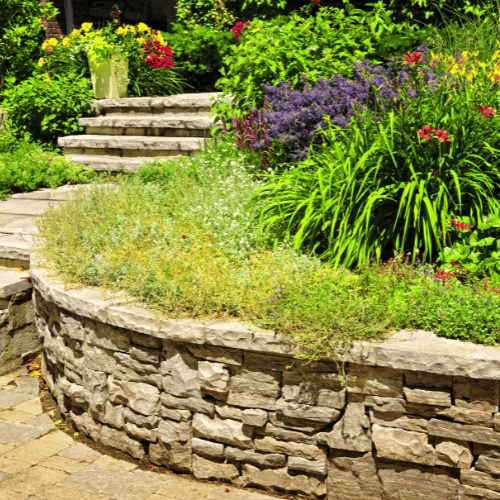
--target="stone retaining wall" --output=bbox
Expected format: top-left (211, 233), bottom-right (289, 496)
top-left (31, 259), bottom-right (500, 500)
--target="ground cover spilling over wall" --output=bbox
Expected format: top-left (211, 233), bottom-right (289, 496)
top-left (31, 255), bottom-right (500, 500)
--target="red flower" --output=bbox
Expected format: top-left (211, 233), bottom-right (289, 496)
top-left (417, 125), bottom-right (436, 141)
top-left (477, 105), bottom-right (497, 119)
top-left (110, 13), bottom-right (114, 18)
top-left (450, 219), bottom-right (472, 231)
top-left (401, 51), bottom-right (424, 66)
top-left (435, 269), bottom-right (459, 280)
top-left (434, 129), bottom-right (452, 143)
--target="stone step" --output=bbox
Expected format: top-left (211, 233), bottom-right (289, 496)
top-left (79, 114), bottom-right (218, 137)
top-left (66, 155), bottom-right (163, 172)
top-left (58, 135), bottom-right (203, 157)
top-left (92, 92), bottom-right (224, 116)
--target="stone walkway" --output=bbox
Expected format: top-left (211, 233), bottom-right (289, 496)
top-left (0, 186), bottom-right (279, 500)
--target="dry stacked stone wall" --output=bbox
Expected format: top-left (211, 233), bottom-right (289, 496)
top-left (33, 283), bottom-right (500, 500)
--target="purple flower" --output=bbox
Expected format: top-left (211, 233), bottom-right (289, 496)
top-left (439, 313), bottom-right (444, 316)
top-left (438, 291), bottom-right (444, 295)
top-left (416, 259), bottom-right (421, 264)
top-left (422, 290), bottom-right (428, 295)
top-left (459, 298), bottom-right (463, 301)
top-left (423, 270), bottom-right (430, 275)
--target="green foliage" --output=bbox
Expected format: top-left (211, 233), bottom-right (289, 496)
top-left (0, 0), bottom-right (58, 93)
top-left (251, 68), bottom-right (500, 268)
top-left (165, 24), bottom-right (234, 92)
top-left (175, 0), bottom-right (236, 29)
top-left (0, 130), bottom-right (95, 200)
top-left (0, 73), bottom-right (94, 145)
top-left (439, 214), bottom-right (500, 282)
top-left (214, 2), bottom-right (405, 121)
top-left (127, 59), bottom-right (188, 97)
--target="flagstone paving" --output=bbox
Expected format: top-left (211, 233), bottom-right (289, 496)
top-left (0, 367), bottom-right (281, 500)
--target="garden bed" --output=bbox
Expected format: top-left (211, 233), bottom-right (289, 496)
top-left (31, 251), bottom-right (500, 500)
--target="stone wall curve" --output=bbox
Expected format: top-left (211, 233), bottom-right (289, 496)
top-left (31, 254), bottom-right (500, 499)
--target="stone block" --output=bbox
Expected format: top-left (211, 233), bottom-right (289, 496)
top-left (82, 343), bottom-right (116, 373)
top-left (495, 413), bottom-right (500, 431)
top-left (199, 361), bottom-right (230, 393)
top-left (112, 378), bottom-right (159, 416)
top-left (438, 406), bottom-right (493, 427)
top-left (369, 408), bottom-right (428, 432)
top-left (130, 332), bottom-right (162, 350)
top-left (435, 438), bottom-right (472, 469)
top-left (461, 469), bottom-right (500, 493)
top-left (254, 435), bottom-right (326, 460)
top-left (428, 419), bottom-right (500, 446)
top-left (85, 321), bottom-right (130, 352)
top-left (475, 455), bottom-right (500, 475)
top-left (82, 367), bottom-right (107, 412)
top-left (229, 365), bottom-right (280, 398)
top-left (101, 402), bottom-right (124, 430)
top-left (327, 453), bottom-right (382, 500)
top-left (69, 410), bottom-right (101, 441)
top-left (160, 407), bottom-right (192, 421)
top-left (282, 372), bottom-right (345, 410)
top-left (158, 419), bottom-right (191, 444)
top-left (403, 387), bottom-right (451, 407)
top-left (161, 343), bottom-right (201, 398)
top-left (241, 464), bottom-right (326, 497)
top-left (112, 365), bottom-right (162, 387)
top-left (347, 365), bottom-right (403, 398)
top-left (377, 462), bottom-right (460, 500)
top-left (59, 378), bottom-right (86, 405)
top-left (288, 456), bottom-right (327, 476)
top-left (149, 439), bottom-right (192, 473)
top-left (225, 446), bottom-right (286, 467)
top-left (372, 424), bottom-right (435, 466)
top-left (161, 393), bottom-right (214, 416)
top-left (192, 454), bottom-right (239, 482)
top-left (453, 377), bottom-right (499, 412)
top-left (114, 352), bottom-right (159, 374)
top-left (259, 422), bottom-right (314, 444)
top-left (275, 398), bottom-right (340, 423)
top-left (192, 437), bottom-right (225, 458)
top-left (192, 413), bottom-right (252, 448)
top-left (123, 421), bottom-right (157, 442)
top-left (226, 391), bottom-right (276, 411)
top-left (268, 412), bottom-right (325, 433)
top-left (8, 292), bottom-right (34, 330)
top-left (215, 402), bottom-right (242, 420)
top-left (123, 406), bottom-right (160, 428)
top-left (473, 442), bottom-right (500, 459)
top-left (244, 352), bottom-right (338, 373)
top-left (242, 409), bottom-right (267, 427)
top-left (99, 425), bottom-right (146, 460)
top-left (187, 344), bottom-right (242, 365)
top-left (405, 371), bottom-right (452, 388)
top-left (317, 402), bottom-right (371, 452)
top-left (459, 485), bottom-right (500, 500)
top-left (129, 344), bottom-right (160, 364)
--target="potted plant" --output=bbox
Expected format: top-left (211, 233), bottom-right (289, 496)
top-left (39, 5), bottom-right (176, 99)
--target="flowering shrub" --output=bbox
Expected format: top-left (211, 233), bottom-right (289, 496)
top-left (231, 21), bottom-right (250, 42)
top-left (143, 35), bottom-right (175, 69)
top-left (251, 49), bottom-right (500, 268)
top-left (439, 213), bottom-right (500, 284)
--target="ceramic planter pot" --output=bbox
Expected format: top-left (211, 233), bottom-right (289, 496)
top-left (88, 53), bottom-right (128, 99)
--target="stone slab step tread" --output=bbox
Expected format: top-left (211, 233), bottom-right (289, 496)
top-left (79, 114), bottom-right (218, 129)
top-left (66, 155), bottom-right (166, 172)
top-left (0, 267), bottom-right (32, 298)
top-left (58, 135), bottom-right (203, 151)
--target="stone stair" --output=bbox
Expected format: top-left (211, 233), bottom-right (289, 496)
top-left (58, 92), bottom-right (224, 173)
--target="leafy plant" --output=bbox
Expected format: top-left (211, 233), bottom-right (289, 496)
top-left (0, 0), bottom-right (57, 93)
top-left (0, 72), bottom-right (94, 145)
top-left (214, 2), bottom-right (401, 121)
top-left (165, 23), bottom-right (233, 92)
top-left (251, 55), bottom-right (500, 268)
top-left (175, 0), bottom-right (236, 29)
top-left (438, 214), bottom-right (500, 282)
top-left (0, 130), bottom-right (95, 199)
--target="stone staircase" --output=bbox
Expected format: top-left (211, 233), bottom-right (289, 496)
top-left (58, 92), bottom-right (224, 173)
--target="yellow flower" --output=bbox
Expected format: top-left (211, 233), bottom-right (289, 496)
top-left (42, 74), bottom-right (50, 83)
top-left (62, 37), bottom-right (70, 47)
top-left (126, 25), bottom-right (136, 34)
top-left (48, 38), bottom-right (58, 46)
top-left (116, 26), bottom-right (126, 35)
top-left (136, 37), bottom-right (146, 44)
top-left (81, 22), bottom-right (92, 32)
top-left (41, 40), bottom-right (50, 50)
top-left (37, 58), bottom-right (45, 67)
top-left (137, 22), bottom-right (150, 32)
top-left (71, 28), bottom-right (81, 37)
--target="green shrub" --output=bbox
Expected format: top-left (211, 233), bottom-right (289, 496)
top-left (127, 60), bottom-right (188, 97)
top-left (214, 3), bottom-right (407, 121)
top-left (0, 130), bottom-right (95, 200)
top-left (0, 73), bottom-right (94, 145)
top-left (251, 62), bottom-right (500, 268)
top-left (165, 24), bottom-right (233, 92)
top-left (0, 0), bottom-right (57, 94)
